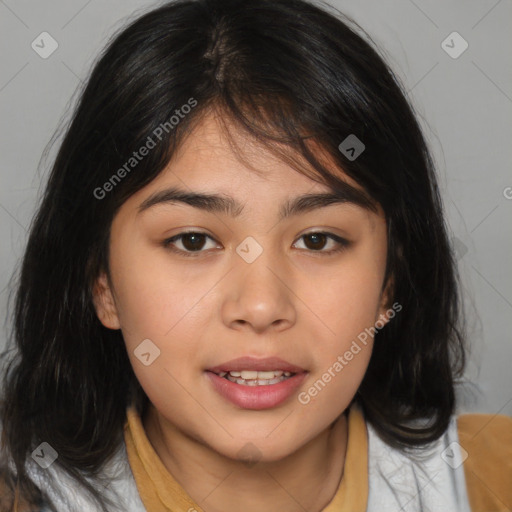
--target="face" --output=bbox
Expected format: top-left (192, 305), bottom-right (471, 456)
top-left (93, 111), bottom-right (390, 462)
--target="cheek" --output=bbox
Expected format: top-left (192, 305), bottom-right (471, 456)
top-left (113, 263), bottom-right (210, 410)
top-left (305, 259), bottom-right (385, 351)
top-left (297, 343), bottom-right (373, 411)
top-left (108, 241), bottom-right (220, 392)
top-left (295, 270), bottom-right (378, 417)
top-left (110, 238), bottom-right (213, 341)
top-left (295, 255), bottom-right (383, 410)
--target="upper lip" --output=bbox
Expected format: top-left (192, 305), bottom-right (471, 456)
top-left (207, 356), bottom-right (306, 374)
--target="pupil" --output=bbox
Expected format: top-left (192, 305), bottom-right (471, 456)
top-left (306, 233), bottom-right (326, 250)
top-left (183, 233), bottom-right (205, 251)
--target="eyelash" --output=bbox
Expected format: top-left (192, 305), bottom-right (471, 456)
top-left (162, 230), bottom-right (350, 258)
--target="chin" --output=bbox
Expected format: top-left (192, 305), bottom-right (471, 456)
top-left (211, 435), bottom-right (304, 466)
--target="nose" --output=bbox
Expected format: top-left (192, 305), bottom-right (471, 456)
top-left (221, 249), bottom-right (297, 334)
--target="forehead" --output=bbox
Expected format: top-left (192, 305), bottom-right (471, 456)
top-left (115, 109), bottom-right (382, 227)
top-left (152, 110), bottom-right (369, 198)
top-left (170, 112), bottom-right (315, 185)
top-left (137, 111), bottom-right (379, 217)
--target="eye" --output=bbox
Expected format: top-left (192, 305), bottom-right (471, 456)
top-left (162, 230), bottom-right (350, 257)
top-left (293, 232), bottom-right (350, 254)
top-left (162, 231), bottom-right (219, 256)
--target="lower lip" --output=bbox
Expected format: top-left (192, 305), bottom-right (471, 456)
top-left (205, 371), bottom-right (308, 410)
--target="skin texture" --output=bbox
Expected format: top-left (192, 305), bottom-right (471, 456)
top-left (93, 110), bottom-right (391, 512)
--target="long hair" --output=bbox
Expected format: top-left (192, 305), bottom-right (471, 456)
top-left (0, 0), bottom-right (465, 509)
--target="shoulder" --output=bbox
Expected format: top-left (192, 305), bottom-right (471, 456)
top-left (365, 415), bottom-right (472, 512)
top-left (0, 464), bottom-right (50, 512)
top-left (457, 412), bottom-right (512, 512)
top-left (0, 427), bottom-right (145, 512)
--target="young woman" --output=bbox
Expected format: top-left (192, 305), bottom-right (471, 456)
top-left (1, 0), bottom-right (510, 511)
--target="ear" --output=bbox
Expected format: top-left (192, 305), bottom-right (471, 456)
top-left (376, 274), bottom-right (395, 326)
top-left (92, 272), bottom-right (121, 330)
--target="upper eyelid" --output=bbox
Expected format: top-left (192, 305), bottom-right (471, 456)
top-left (165, 231), bottom-right (218, 245)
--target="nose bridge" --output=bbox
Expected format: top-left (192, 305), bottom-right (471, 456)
top-left (221, 237), bottom-right (296, 333)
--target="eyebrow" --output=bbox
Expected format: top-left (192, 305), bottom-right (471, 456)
top-left (138, 183), bottom-right (376, 221)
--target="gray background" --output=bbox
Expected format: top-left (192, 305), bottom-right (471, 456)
top-left (0, 0), bottom-right (511, 417)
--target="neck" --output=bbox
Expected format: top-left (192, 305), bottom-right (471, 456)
top-left (143, 405), bottom-right (348, 512)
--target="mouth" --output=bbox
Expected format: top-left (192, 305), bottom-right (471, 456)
top-left (207, 356), bottom-right (305, 386)
top-left (205, 356), bottom-right (307, 410)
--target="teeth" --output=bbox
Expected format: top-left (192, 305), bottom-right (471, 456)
top-left (222, 370), bottom-right (295, 386)
top-left (224, 370), bottom-right (287, 379)
top-left (213, 369), bottom-right (297, 386)
top-left (257, 371), bottom-right (280, 379)
top-left (258, 378), bottom-right (282, 385)
top-left (241, 370), bottom-right (258, 380)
